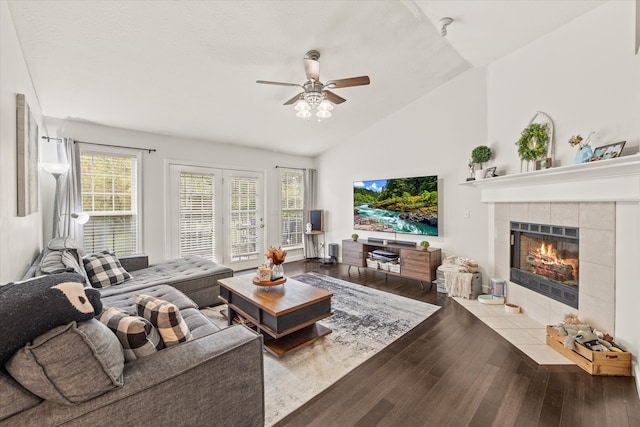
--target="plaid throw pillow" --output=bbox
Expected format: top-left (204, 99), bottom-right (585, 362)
top-left (99, 307), bottom-right (164, 362)
top-left (134, 295), bottom-right (192, 347)
top-left (83, 251), bottom-right (132, 288)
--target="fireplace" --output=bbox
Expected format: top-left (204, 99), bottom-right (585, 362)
top-left (510, 222), bottom-right (579, 308)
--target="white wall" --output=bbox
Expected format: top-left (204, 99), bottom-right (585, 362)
top-left (316, 67), bottom-right (490, 282)
top-left (44, 118), bottom-right (315, 266)
top-left (0, 2), bottom-right (44, 282)
top-left (486, 1), bottom-right (640, 388)
top-left (488, 1), bottom-right (639, 173)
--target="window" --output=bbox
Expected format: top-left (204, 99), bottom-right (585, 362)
top-left (178, 172), bottom-right (216, 261)
top-left (80, 149), bottom-right (141, 255)
top-left (280, 169), bottom-right (304, 247)
top-left (229, 173), bottom-right (261, 262)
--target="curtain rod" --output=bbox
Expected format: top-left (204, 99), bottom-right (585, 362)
top-left (275, 165), bottom-right (307, 171)
top-left (42, 136), bottom-right (156, 153)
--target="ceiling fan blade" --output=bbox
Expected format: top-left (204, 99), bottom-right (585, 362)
top-left (325, 76), bottom-right (370, 89)
top-left (283, 92), bottom-right (304, 105)
top-left (324, 90), bottom-right (346, 105)
top-left (304, 58), bottom-right (320, 82)
top-left (256, 80), bottom-right (302, 88)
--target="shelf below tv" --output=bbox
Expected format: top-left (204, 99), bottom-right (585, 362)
top-left (342, 239), bottom-right (441, 290)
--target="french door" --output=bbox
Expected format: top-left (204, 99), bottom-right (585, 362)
top-left (168, 164), bottom-right (265, 270)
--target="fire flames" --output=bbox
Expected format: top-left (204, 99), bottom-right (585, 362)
top-left (526, 241), bottom-right (578, 283)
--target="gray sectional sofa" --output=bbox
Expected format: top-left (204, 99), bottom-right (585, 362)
top-left (1, 253), bottom-right (265, 426)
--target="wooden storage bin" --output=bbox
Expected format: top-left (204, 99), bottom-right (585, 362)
top-left (546, 325), bottom-right (632, 376)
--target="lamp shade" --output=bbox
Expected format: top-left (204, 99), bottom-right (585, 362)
top-left (41, 162), bottom-right (70, 175)
top-left (316, 109), bottom-right (332, 119)
top-left (70, 212), bottom-right (90, 224)
top-left (318, 99), bottom-right (334, 111)
top-left (294, 99), bottom-right (310, 111)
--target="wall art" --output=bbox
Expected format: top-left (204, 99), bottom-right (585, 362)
top-left (16, 93), bottom-right (39, 216)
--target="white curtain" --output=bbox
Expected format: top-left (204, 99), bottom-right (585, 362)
top-left (303, 168), bottom-right (317, 258)
top-left (304, 168), bottom-right (317, 212)
top-left (54, 138), bottom-right (83, 240)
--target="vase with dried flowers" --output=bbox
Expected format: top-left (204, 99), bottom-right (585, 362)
top-left (265, 246), bottom-right (287, 280)
top-left (569, 131), bottom-right (595, 164)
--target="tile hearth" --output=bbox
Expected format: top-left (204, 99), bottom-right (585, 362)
top-left (453, 297), bottom-right (573, 365)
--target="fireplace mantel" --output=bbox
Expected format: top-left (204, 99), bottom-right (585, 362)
top-left (461, 154), bottom-right (640, 203)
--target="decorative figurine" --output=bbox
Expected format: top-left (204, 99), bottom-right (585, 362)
top-left (466, 159), bottom-right (475, 181)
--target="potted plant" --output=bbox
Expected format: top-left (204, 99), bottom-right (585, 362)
top-left (419, 240), bottom-right (430, 251)
top-left (351, 233), bottom-right (359, 241)
top-left (471, 145), bottom-right (492, 171)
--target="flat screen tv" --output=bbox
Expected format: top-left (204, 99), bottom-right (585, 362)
top-left (353, 175), bottom-right (438, 236)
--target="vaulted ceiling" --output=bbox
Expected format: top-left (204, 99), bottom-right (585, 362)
top-left (6, 1), bottom-right (605, 156)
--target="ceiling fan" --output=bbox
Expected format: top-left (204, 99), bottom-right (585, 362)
top-left (256, 50), bottom-right (370, 119)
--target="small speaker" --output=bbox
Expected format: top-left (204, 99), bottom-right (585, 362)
top-left (309, 209), bottom-right (323, 232)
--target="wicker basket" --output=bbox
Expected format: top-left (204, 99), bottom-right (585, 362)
top-left (366, 258), bottom-right (379, 269)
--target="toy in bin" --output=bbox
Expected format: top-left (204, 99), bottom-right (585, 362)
top-left (478, 278), bottom-right (506, 305)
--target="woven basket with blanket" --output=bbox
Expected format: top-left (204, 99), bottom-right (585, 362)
top-left (438, 256), bottom-right (478, 298)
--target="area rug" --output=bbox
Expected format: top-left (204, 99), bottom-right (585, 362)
top-left (202, 272), bottom-right (439, 426)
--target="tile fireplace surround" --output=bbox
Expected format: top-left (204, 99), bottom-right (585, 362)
top-left (463, 154), bottom-right (640, 383)
top-left (496, 202), bottom-right (614, 332)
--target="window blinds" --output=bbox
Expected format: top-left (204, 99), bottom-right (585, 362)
top-left (230, 176), bottom-right (259, 261)
top-left (280, 170), bottom-right (304, 247)
top-left (179, 172), bottom-right (215, 261)
top-left (80, 152), bottom-right (138, 255)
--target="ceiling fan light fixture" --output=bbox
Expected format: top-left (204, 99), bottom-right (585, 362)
top-left (304, 92), bottom-right (323, 108)
top-left (257, 49), bottom-right (370, 122)
top-left (296, 109), bottom-right (312, 119)
top-left (294, 98), bottom-right (310, 111)
top-left (316, 109), bottom-right (332, 119)
top-left (318, 99), bottom-right (334, 112)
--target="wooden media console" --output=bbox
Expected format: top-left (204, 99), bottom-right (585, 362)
top-left (342, 239), bottom-right (441, 289)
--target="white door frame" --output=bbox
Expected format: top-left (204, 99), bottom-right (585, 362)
top-left (167, 163), bottom-right (265, 270)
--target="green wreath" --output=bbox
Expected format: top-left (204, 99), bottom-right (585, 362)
top-left (517, 123), bottom-right (549, 161)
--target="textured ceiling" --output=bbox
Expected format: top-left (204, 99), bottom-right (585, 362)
top-left (6, 1), bottom-right (604, 156)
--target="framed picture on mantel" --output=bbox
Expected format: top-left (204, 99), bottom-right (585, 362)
top-left (484, 167), bottom-right (497, 178)
top-left (535, 157), bottom-right (552, 170)
top-left (591, 141), bottom-right (626, 162)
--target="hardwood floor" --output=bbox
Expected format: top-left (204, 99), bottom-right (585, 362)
top-left (273, 260), bottom-right (640, 427)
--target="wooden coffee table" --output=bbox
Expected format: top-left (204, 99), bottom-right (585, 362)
top-left (218, 275), bottom-right (333, 357)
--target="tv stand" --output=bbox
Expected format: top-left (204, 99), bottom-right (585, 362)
top-left (342, 239), bottom-right (441, 289)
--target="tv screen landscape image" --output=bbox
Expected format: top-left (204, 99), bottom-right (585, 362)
top-left (353, 175), bottom-right (438, 236)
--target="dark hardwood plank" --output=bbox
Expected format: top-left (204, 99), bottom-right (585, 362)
top-left (516, 370), bottom-right (550, 425)
top-left (271, 261), bottom-right (640, 427)
top-left (353, 398), bottom-right (394, 427)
